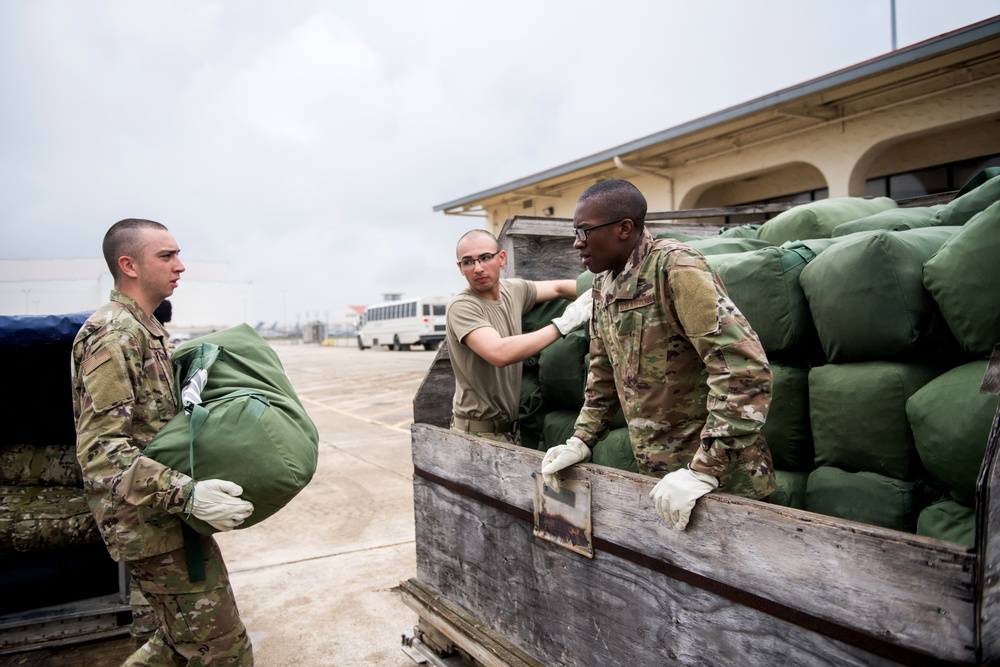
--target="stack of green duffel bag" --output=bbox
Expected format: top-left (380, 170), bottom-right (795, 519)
top-left (518, 271), bottom-right (638, 473)
top-left (690, 186), bottom-right (993, 543)
top-left (723, 173), bottom-right (1000, 546)
top-left (907, 170), bottom-right (1000, 546)
top-left (794, 223), bottom-right (963, 532)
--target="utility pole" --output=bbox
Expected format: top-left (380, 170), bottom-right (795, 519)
top-left (890, 0), bottom-right (898, 51)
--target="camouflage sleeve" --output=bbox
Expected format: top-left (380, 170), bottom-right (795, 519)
top-left (571, 329), bottom-right (617, 448)
top-left (667, 257), bottom-right (771, 478)
top-left (75, 332), bottom-right (194, 513)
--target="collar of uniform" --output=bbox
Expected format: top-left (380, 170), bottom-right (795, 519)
top-left (599, 228), bottom-right (655, 303)
top-left (110, 290), bottom-right (168, 340)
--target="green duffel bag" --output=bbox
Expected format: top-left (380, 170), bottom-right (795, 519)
top-left (763, 364), bottom-right (813, 471)
top-left (799, 227), bottom-right (959, 363)
top-left (923, 200), bottom-right (1000, 356)
top-left (686, 236), bottom-right (773, 256)
top-left (806, 466), bottom-right (920, 532)
top-left (540, 411), bottom-right (636, 473)
top-left (539, 329), bottom-right (588, 409)
top-left (540, 409), bottom-right (578, 452)
top-left (145, 324), bottom-right (319, 535)
top-left (810, 361), bottom-right (943, 480)
top-left (956, 167), bottom-right (1000, 196)
top-left (708, 246), bottom-right (815, 354)
top-left (831, 206), bottom-right (943, 237)
top-left (777, 229), bottom-right (881, 258)
top-left (518, 370), bottom-right (545, 451)
top-left (522, 297), bottom-right (570, 370)
top-left (907, 360), bottom-right (1000, 506)
top-left (757, 197), bottom-right (897, 246)
top-left (718, 224), bottom-right (761, 238)
top-left (932, 172), bottom-right (1000, 227)
top-left (770, 470), bottom-right (809, 510)
top-left (916, 500), bottom-right (976, 548)
top-left (590, 428), bottom-right (637, 473)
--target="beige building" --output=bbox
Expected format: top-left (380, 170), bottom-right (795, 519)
top-left (435, 16), bottom-right (1000, 232)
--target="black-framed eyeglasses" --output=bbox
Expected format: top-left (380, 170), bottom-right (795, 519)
top-left (573, 218), bottom-right (627, 242)
top-left (458, 251), bottom-right (500, 269)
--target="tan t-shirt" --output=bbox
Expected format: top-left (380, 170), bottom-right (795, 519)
top-left (447, 279), bottom-right (537, 423)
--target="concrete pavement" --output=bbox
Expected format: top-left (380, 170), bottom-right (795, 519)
top-left (2, 343), bottom-right (435, 667)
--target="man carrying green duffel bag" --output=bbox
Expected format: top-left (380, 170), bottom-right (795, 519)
top-left (145, 323), bottom-right (320, 536)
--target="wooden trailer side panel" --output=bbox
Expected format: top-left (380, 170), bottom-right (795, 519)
top-left (411, 425), bottom-right (977, 665)
top-left (412, 342), bottom-right (454, 429)
top-left (497, 218), bottom-right (727, 282)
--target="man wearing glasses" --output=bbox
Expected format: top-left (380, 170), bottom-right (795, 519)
top-left (447, 229), bottom-right (593, 444)
top-left (541, 180), bottom-right (775, 531)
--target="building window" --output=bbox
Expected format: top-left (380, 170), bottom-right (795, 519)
top-left (865, 153), bottom-right (1000, 199)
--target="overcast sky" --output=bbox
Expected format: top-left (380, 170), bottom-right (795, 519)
top-left (2, 1), bottom-right (997, 325)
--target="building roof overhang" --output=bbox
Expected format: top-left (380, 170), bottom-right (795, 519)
top-left (434, 15), bottom-right (1000, 216)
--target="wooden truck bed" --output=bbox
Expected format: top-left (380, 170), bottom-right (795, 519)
top-left (403, 207), bottom-right (997, 666)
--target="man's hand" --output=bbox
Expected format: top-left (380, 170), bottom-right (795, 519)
top-left (551, 290), bottom-right (594, 336)
top-left (540, 437), bottom-right (590, 491)
top-left (649, 467), bottom-right (719, 530)
top-left (189, 479), bottom-right (254, 532)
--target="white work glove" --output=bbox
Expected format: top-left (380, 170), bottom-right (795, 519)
top-left (180, 368), bottom-right (208, 409)
top-left (551, 290), bottom-right (594, 336)
top-left (540, 436), bottom-right (590, 492)
top-left (189, 479), bottom-right (254, 532)
top-left (649, 467), bottom-right (719, 531)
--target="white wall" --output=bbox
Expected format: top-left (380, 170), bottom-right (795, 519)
top-left (0, 258), bottom-right (252, 329)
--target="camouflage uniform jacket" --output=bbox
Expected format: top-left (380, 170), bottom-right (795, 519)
top-left (72, 290), bottom-right (194, 561)
top-left (572, 229), bottom-right (776, 499)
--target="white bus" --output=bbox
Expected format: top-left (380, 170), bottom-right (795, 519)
top-left (357, 296), bottom-right (449, 351)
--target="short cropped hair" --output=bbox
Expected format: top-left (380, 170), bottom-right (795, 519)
top-left (578, 180), bottom-right (647, 228)
top-left (103, 218), bottom-right (167, 282)
top-left (456, 228), bottom-right (498, 256)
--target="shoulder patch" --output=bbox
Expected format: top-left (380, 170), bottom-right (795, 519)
top-left (81, 345), bottom-right (133, 412)
top-left (670, 267), bottom-right (721, 337)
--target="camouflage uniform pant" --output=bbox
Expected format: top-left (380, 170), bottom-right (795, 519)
top-left (451, 426), bottom-right (521, 446)
top-left (124, 537), bottom-right (252, 666)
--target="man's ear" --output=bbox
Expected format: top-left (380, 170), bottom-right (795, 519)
top-left (497, 249), bottom-right (506, 267)
top-left (118, 255), bottom-right (139, 279)
top-left (618, 218), bottom-right (635, 239)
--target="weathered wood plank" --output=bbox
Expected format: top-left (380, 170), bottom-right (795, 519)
top-left (976, 402), bottom-right (1000, 660)
top-left (646, 202), bottom-right (797, 220)
top-left (412, 342), bottom-right (454, 429)
top-left (411, 424), bottom-right (977, 664)
top-left (412, 475), bottom-right (937, 667)
top-left (400, 579), bottom-right (545, 667)
top-left (498, 217), bottom-right (720, 282)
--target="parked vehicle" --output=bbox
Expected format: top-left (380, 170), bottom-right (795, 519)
top-left (358, 296), bottom-right (449, 351)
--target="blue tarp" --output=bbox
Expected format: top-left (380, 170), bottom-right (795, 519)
top-left (0, 313), bottom-right (91, 347)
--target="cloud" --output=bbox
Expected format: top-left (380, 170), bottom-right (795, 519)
top-left (2, 0), bottom-right (997, 323)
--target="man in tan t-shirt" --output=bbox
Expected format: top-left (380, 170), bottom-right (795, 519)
top-left (447, 229), bottom-right (592, 444)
